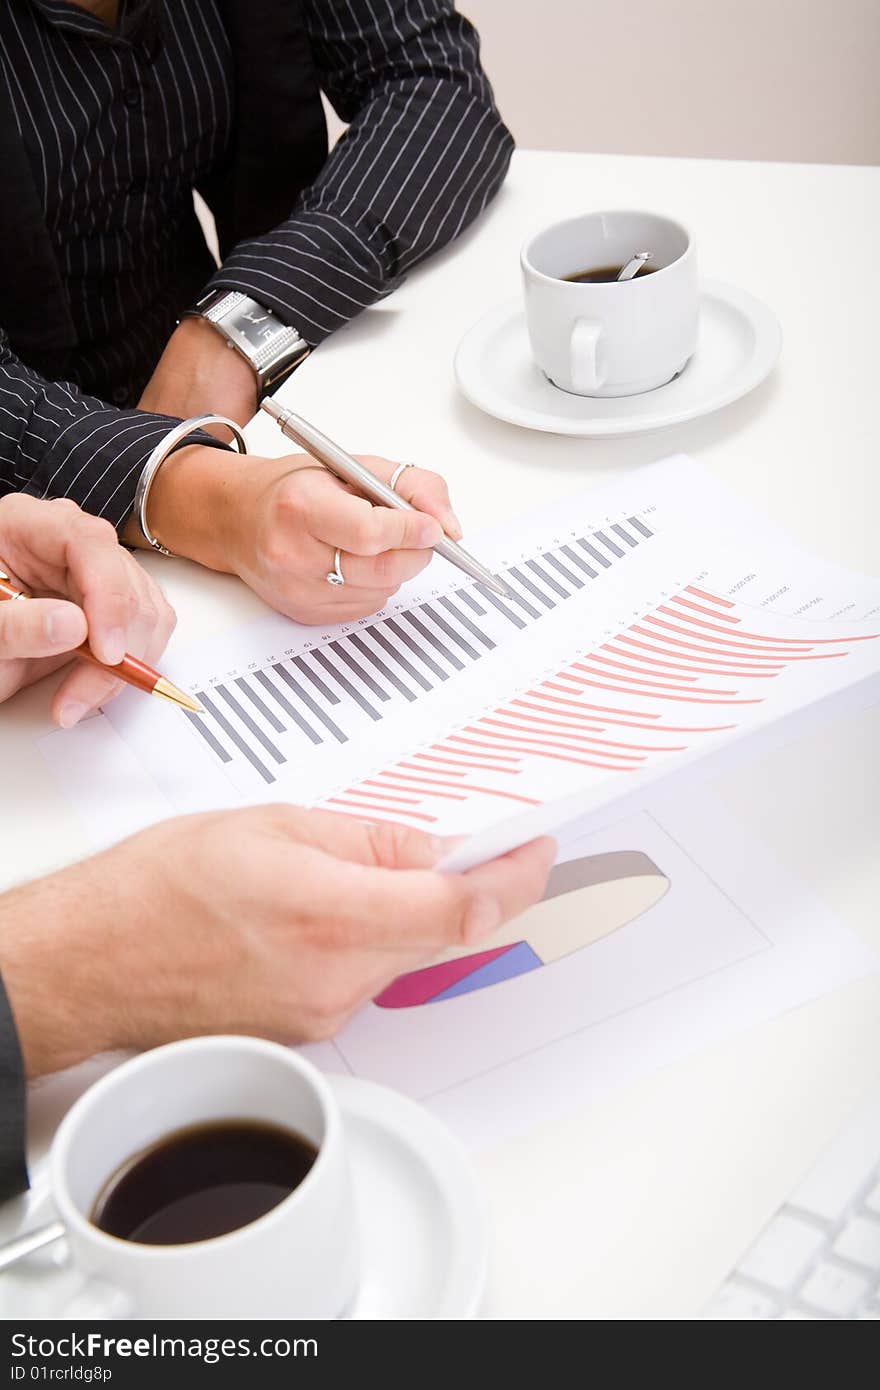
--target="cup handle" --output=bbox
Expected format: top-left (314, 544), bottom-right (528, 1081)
top-left (570, 319), bottom-right (604, 393)
top-left (60, 1275), bottom-right (134, 1319)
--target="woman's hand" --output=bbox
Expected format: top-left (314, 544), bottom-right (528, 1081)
top-left (227, 451), bottom-right (463, 623)
top-left (128, 442), bottom-right (463, 625)
top-left (0, 806), bottom-right (556, 1077)
top-left (0, 494), bottom-right (175, 724)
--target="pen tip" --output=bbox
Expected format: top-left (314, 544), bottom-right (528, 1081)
top-left (153, 677), bottom-right (203, 714)
top-left (489, 576), bottom-right (518, 601)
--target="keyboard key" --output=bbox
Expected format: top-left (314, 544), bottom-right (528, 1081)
top-left (832, 1215), bottom-right (880, 1271)
top-left (738, 1212), bottom-right (826, 1290)
top-left (703, 1281), bottom-right (778, 1320)
top-left (800, 1261), bottom-right (871, 1317)
top-left (705, 1090), bottom-right (880, 1319)
top-left (789, 1094), bottom-right (880, 1223)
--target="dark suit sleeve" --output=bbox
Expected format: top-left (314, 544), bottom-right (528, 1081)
top-left (206, 0), bottom-right (514, 344)
top-left (0, 972), bottom-right (27, 1203)
top-left (0, 330), bottom-right (227, 534)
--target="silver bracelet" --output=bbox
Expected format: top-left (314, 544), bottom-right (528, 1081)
top-left (133, 414), bottom-right (247, 556)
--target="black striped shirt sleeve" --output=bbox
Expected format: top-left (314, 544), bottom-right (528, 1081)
top-left (205, 0), bottom-right (513, 344)
top-left (0, 970), bottom-right (27, 1202)
top-left (0, 330), bottom-right (220, 533)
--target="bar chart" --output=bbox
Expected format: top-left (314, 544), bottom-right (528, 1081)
top-left (183, 514), bottom-right (656, 786)
top-left (98, 453), bottom-right (880, 844)
top-left (324, 583), bottom-right (873, 829)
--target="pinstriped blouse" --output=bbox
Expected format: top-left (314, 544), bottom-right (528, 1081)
top-left (0, 0), bottom-right (512, 531)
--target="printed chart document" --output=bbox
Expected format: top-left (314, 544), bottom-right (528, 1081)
top-left (47, 453), bottom-right (879, 848)
top-left (303, 784), bottom-right (878, 1145)
top-left (39, 454), bottom-right (880, 1143)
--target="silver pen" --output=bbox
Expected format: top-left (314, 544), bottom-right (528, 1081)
top-left (260, 398), bottom-right (515, 601)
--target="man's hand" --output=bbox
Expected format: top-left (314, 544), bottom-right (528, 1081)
top-left (0, 807), bottom-right (556, 1077)
top-left (128, 442), bottom-right (463, 626)
top-left (0, 494), bottom-right (175, 724)
top-left (138, 316), bottom-right (258, 429)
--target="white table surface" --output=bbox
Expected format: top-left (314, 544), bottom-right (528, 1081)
top-left (2, 149), bottom-right (879, 1319)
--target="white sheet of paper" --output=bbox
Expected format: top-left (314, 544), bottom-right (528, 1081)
top-left (35, 454), bottom-right (879, 1147)
top-left (30, 745), bottom-right (880, 1149)
top-left (299, 784), bottom-right (878, 1146)
top-left (41, 454), bottom-right (880, 864)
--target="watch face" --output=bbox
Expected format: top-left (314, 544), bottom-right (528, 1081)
top-left (232, 303), bottom-right (279, 349)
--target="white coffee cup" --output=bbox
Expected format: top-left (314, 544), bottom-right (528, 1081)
top-left (49, 1036), bottom-right (359, 1319)
top-left (521, 210), bottom-right (698, 397)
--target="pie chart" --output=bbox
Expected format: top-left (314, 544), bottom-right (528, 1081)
top-left (376, 850), bottom-right (669, 1008)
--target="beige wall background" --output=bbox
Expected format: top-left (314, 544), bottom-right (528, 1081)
top-left (209, 1), bottom-right (878, 259)
top-left (457, 0), bottom-right (880, 165)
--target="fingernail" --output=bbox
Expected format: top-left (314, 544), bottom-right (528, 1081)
top-left (417, 518), bottom-right (443, 547)
top-left (57, 701), bottom-right (88, 729)
top-left (446, 511), bottom-right (463, 541)
top-left (101, 627), bottom-right (126, 666)
top-left (45, 604), bottom-right (84, 647)
top-left (465, 894), bottom-right (502, 940)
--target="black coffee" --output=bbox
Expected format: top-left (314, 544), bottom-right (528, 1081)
top-left (564, 263), bottom-right (658, 283)
top-left (91, 1120), bottom-right (318, 1245)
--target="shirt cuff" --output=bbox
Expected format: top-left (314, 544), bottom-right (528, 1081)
top-left (23, 410), bottom-right (232, 538)
top-left (205, 209), bottom-right (399, 346)
top-left (0, 972), bottom-right (28, 1203)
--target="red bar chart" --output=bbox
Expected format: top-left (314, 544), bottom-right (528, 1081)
top-left (324, 584), bottom-right (876, 830)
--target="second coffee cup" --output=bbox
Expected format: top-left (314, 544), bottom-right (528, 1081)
top-left (521, 210), bottom-right (698, 397)
top-left (49, 1036), bottom-right (359, 1319)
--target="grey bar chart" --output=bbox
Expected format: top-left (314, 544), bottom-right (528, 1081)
top-left (185, 516), bottom-right (655, 784)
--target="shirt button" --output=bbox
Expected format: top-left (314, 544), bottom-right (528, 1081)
top-left (123, 88), bottom-right (140, 110)
top-left (112, 385), bottom-right (130, 406)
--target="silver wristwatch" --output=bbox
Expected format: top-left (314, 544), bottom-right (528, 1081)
top-left (191, 289), bottom-right (310, 398)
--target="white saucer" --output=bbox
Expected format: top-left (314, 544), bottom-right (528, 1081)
top-left (0, 1075), bottom-right (487, 1321)
top-left (454, 278), bottom-right (781, 436)
top-left (330, 1075), bottom-right (487, 1319)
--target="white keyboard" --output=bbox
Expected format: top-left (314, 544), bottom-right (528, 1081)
top-left (704, 1085), bottom-right (880, 1319)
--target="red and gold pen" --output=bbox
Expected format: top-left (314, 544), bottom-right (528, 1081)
top-left (0, 569), bottom-right (201, 713)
